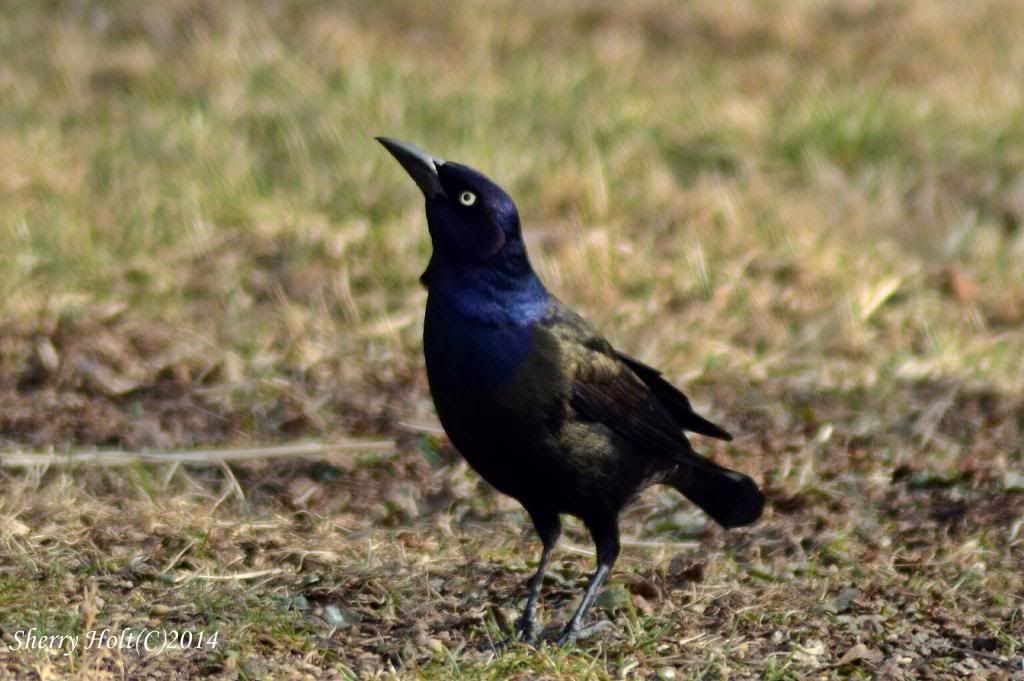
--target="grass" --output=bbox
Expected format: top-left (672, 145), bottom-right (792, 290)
top-left (1, 0), bottom-right (1023, 678)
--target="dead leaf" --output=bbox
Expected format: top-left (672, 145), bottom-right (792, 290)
top-left (5, 517), bottom-right (30, 537)
top-left (624, 574), bottom-right (661, 601)
top-left (631, 593), bottom-right (655, 615)
top-left (74, 356), bottom-right (141, 396)
top-left (667, 556), bottom-right (704, 585)
top-left (35, 337), bottom-right (60, 372)
top-left (839, 642), bottom-right (883, 665)
top-left (939, 266), bottom-right (979, 304)
top-left (793, 638), bottom-right (825, 664)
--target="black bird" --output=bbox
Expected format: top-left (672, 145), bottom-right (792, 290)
top-left (377, 137), bottom-right (764, 645)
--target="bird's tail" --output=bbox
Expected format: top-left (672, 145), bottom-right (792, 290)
top-left (669, 457), bottom-right (764, 529)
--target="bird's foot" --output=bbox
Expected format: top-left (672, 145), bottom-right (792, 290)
top-left (480, 615), bottom-right (540, 653)
top-left (556, 619), bottom-right (615, 646)
top-left (514, 614), bottom-right (540, 646)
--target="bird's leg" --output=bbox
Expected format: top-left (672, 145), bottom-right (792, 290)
top-left (557, 519), bottom-right (620, 646)
top-left (515, 511), bottom-right (560, 645)
top-left (515, 544), bottom-right (553, 644)
top-left (556, 564), bottom-right (612, 645)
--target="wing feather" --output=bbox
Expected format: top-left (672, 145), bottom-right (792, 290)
top-left (614, 352), bottom-right (732, 441)
top-left (539, 301), bottom-right (715, 461)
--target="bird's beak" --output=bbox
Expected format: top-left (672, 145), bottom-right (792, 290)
top-left (376, 136), bottom-right (446, 199)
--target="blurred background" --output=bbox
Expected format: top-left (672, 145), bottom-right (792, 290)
top-left (1, 1), bottom-right (1022, 678)
top-left (3, 0), bottom-right (1023, 451)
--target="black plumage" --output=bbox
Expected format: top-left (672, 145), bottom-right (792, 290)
top-left (377, 137), bottom-right (764, 645)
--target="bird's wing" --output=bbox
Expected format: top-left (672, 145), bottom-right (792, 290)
top-left (613, 352), bottom-right (732, 441)
top-left (538, 302), bottom-right (708, 460)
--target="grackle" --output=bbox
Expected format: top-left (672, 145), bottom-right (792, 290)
top-left (377, 137), bottom-right (764, 646)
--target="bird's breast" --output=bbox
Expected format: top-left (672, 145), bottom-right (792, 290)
top-left (423, 293), bottom-right (536, 393)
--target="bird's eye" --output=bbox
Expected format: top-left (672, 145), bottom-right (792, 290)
top-left (458, 191), bottom-right (477, 206)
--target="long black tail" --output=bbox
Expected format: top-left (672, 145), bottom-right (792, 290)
top-left (670, 458), bottom-right (764, 529)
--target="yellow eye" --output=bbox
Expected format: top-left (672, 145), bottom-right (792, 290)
top-left (458, 191), bottom-right (477, 206)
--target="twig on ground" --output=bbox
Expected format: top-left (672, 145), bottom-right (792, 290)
top-left (174, 569), bottom-right (286, 583)
top-left (0, 440), bottom-right (396, 467)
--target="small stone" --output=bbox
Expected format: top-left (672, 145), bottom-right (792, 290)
top-left (36, 338), bottom-right (60, 371)
top-left (324, 604), bottom-right (361, 628)
top-left (746, 564), bottom-right (774, 581)
top-left (1004, 471), bottom-right (1024, 492)
top-left (424, 638), bottom-right (444, 656)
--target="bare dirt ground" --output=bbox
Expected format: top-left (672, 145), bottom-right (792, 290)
top-left (2, 309), bottom-right (1022, 679)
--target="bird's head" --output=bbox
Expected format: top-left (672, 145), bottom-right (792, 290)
top-left (376, 137), bottom-right (532, 287)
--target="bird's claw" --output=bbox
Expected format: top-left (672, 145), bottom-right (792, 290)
top-left (481, 615), bottom-right (540, 652)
